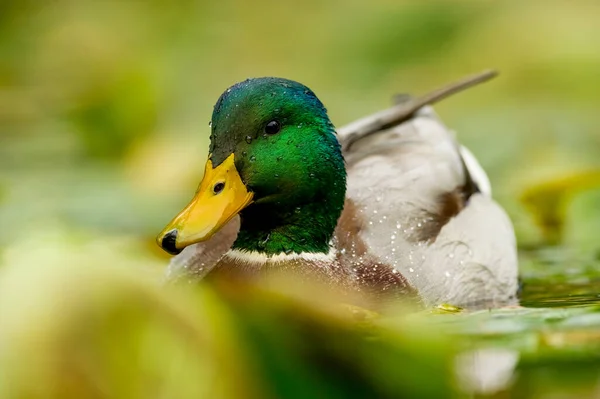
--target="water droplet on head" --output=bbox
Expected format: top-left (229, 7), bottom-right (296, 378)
top-left (258, 233), bottom-right (270, 249)
top-left (245, 135), bottom-right (252, 144)
top-left (249, 155), bottom-right (256, 162)
top-left (309, 173), bottom-right (315, 178)
top-left (276, 156), bottom-right (282, 162)
top-left (208, 121), bottom-right (212, 127)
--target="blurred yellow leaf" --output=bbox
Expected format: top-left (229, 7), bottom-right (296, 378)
top-left (520, 170), bottom-right (600, 245)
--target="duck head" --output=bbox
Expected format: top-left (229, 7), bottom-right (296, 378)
top-left (157, 78), bottom-right (346, 256)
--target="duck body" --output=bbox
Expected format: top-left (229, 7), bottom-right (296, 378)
top-left (158, 75), bottom-right (518, 308)
top-left (339, 107), bottom-right (517, 307)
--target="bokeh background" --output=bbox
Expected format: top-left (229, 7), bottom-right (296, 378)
top-left (2, 1), bottom-right (600, 398)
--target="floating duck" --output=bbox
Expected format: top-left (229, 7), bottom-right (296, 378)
top-left (157, 71), bottom-right (518, 308)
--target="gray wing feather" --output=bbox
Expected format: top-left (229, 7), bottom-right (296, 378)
top-left (342, 107), bottom-right (518, 307)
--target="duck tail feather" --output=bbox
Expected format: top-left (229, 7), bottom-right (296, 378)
top-left (338, 70), bottom-right (498, 152)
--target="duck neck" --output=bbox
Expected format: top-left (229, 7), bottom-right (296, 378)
top-left (232, 200), bottom-right (340, 255)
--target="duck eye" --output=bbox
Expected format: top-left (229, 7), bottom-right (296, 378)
top-left (265, 120), bottom-right (281, 135)
top-left (213, 182), bottom-right (225, 194)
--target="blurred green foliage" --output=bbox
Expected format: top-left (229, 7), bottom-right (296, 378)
top-left (2, 1), bottom-right (600, 398)
top-left (2, 0), bottom-right (600, 249)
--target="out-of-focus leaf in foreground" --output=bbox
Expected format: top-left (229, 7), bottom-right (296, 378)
top-left (0, 253), bottom-right (456, 398)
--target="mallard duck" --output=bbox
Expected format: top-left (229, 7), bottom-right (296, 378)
top-left (156, 71), bottom-right (518, 308)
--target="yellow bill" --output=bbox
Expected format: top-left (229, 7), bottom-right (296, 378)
top-left (156, 154), bottom-right (253, 254)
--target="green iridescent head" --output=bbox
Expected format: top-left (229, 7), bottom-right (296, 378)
top-left (157, 78), bottom-right (346, 255)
